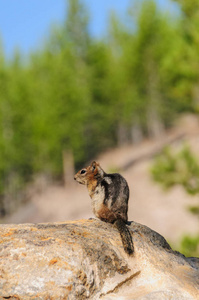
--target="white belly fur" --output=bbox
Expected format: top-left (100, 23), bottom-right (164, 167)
top-left (90, 185), bottom-right (105, 218)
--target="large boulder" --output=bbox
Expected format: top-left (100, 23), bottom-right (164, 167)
top-left (0, 219), bottom-right (198, 299)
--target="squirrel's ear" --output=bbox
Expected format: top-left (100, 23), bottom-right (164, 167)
top-left (91, 161), bottom-right (97, 172)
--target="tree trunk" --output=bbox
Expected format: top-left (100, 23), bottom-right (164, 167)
top-left (117, 123), bottom-right (129, 146)
top-left (62, 149), bottom-right (75, 186)
top-left (131, 117), bottom-right (143, 144)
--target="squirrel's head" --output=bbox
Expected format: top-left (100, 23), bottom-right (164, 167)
top-left (74, 161), bottom-right (104, 185)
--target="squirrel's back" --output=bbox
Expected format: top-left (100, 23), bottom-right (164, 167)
top-left (100, 173), bottom-right (129, 222)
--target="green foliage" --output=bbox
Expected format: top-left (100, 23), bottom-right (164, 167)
top-left (171, 0), bottom-right (199, 113)
top-left (151, 145), bottom-right (199, 195)
top-left (151, 145), bottom-right (199, 257)
top-left (189, 206), bottom-right (199, 215)
top-left (1, 0), bottom-right (199, 214)
top-left (179, 235), bottom-right (199, 257)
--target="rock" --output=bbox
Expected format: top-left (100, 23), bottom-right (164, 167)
top-left (0, 219), bottom-right (198, 299)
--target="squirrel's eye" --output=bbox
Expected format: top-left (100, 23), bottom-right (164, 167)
top-left (80, 169), bottom-right (86, 175)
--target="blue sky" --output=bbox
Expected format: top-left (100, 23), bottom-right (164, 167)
top-left (0, 0), bottom-right (178, 59)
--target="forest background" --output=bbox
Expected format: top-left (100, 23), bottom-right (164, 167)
top-left (0, 0), bottom-right (199, 254)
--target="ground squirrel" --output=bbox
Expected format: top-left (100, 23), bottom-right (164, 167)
top-left (74, 161), bottom-right (134, 255)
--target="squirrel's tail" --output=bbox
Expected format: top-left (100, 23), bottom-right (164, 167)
top-left (115, 219), bottom-right (134, 255)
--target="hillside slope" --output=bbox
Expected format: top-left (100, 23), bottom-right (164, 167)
top-left (3, 115), bottom-right (199, 245)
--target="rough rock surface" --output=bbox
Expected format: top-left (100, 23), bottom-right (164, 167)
top-left (0, 219), bottom-right (198, 299)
